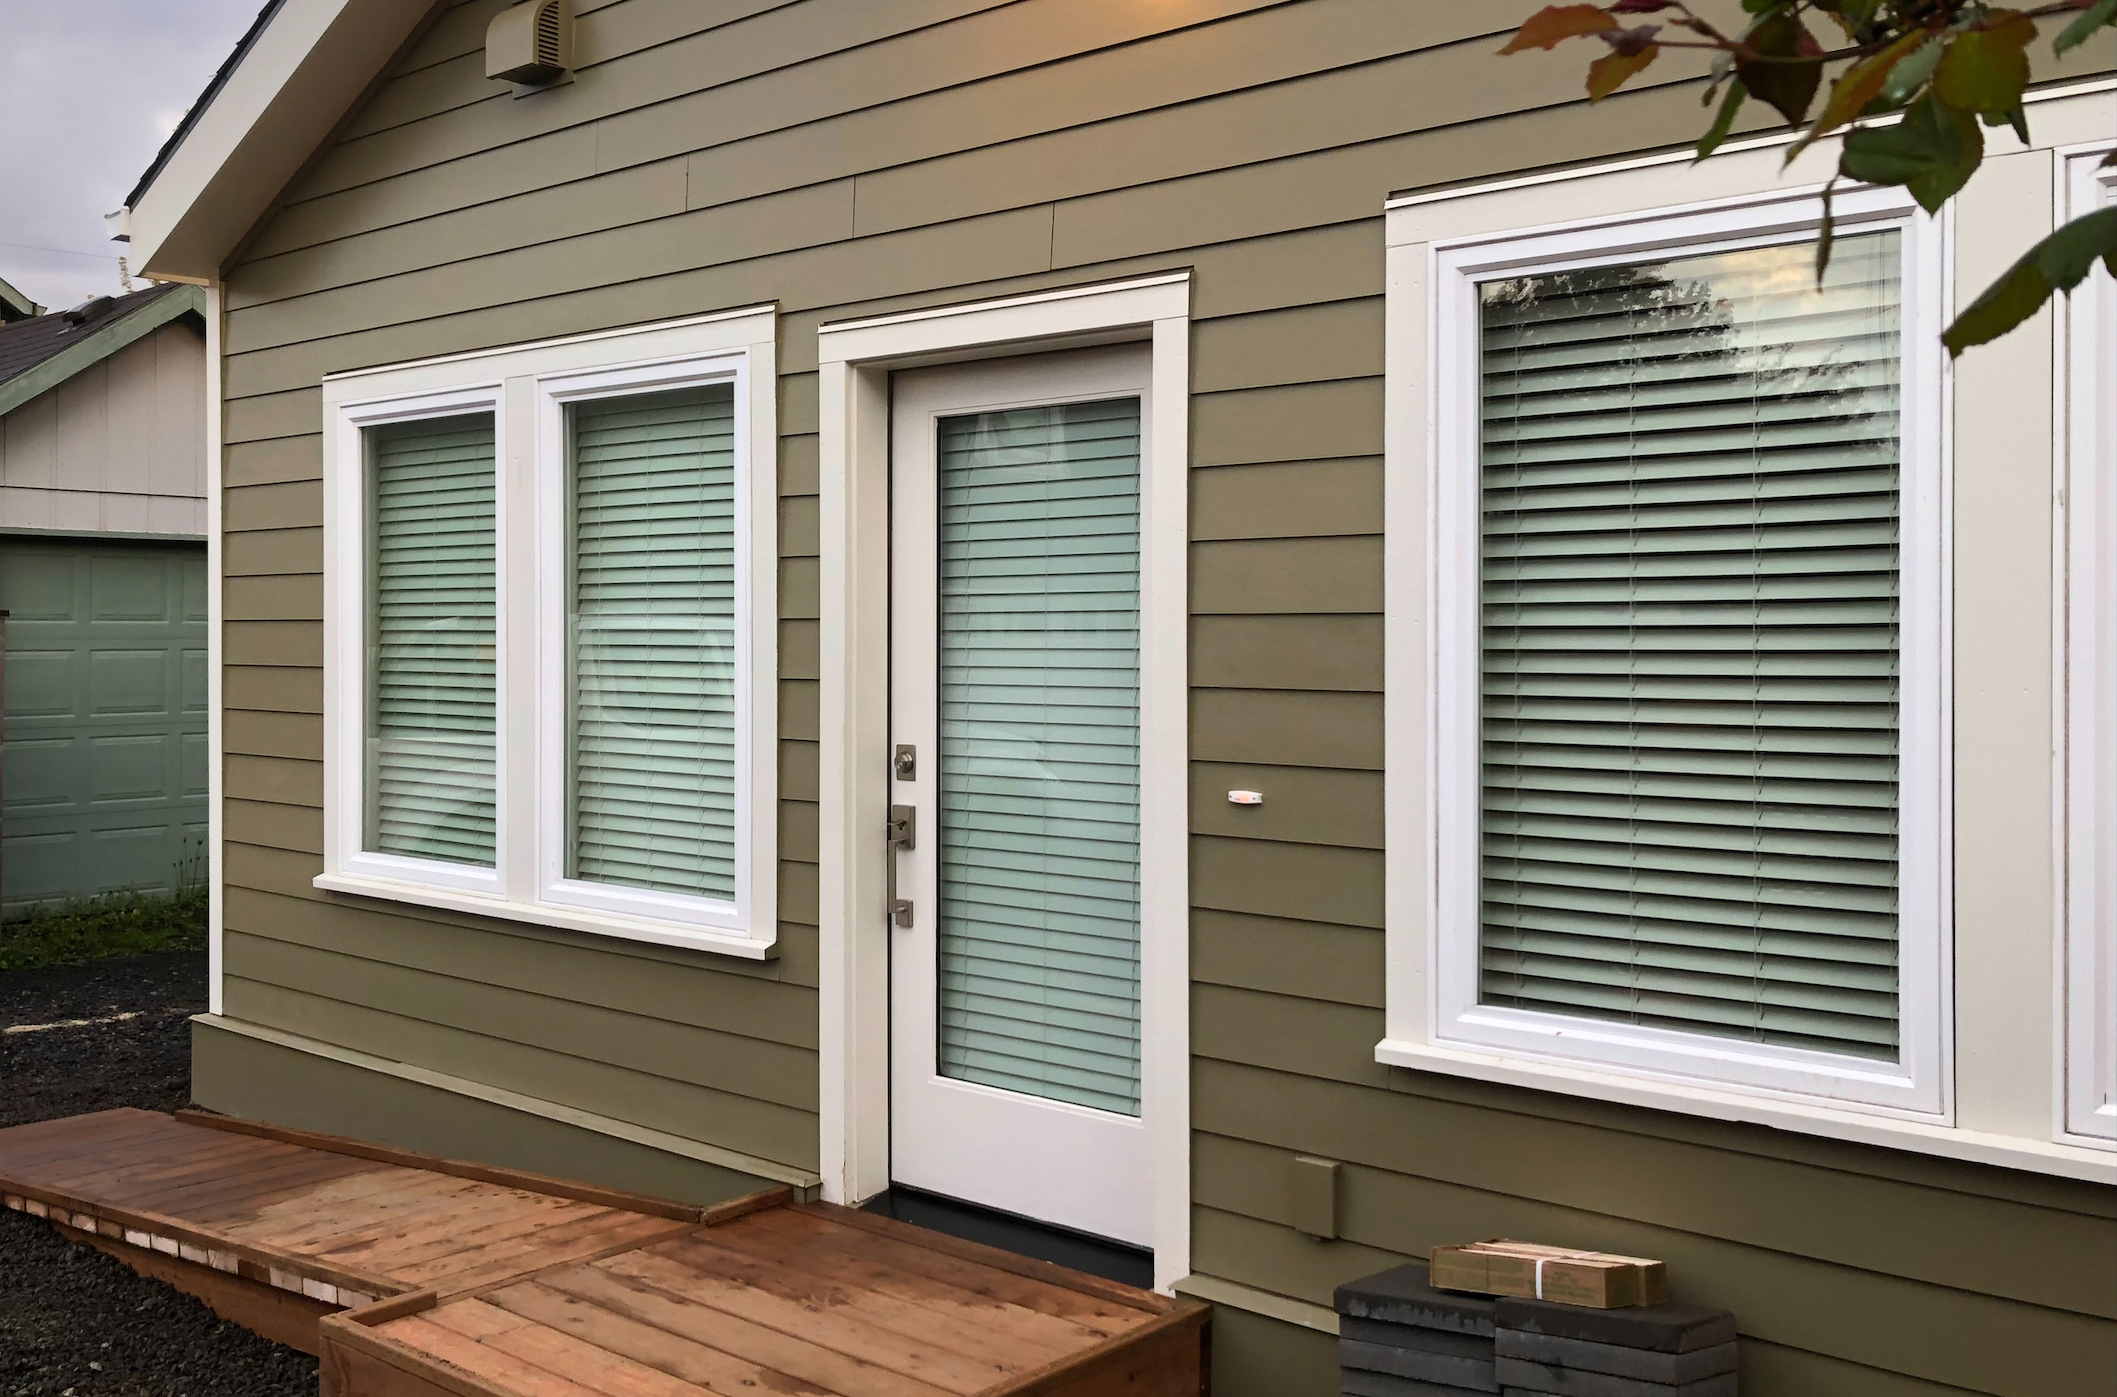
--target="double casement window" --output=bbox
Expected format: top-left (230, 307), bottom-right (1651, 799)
top-left (320, 312), bottom-right (778, 956)
top-left (1386, 173), bottom-right (1950, 1118)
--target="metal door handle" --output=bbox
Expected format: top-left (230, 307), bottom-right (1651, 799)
top-left (886, 803), bottom-right (916, 928)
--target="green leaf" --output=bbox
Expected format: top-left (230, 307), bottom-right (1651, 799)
top-left (1840, 92), bottom-right (1984, 213)
top-left (1793, 28), bottom-right (1934, 158)
top-left (1736, 9), bottom-right (1824, 125)
top-left (1697, 82), bottom-right (1747, 159)
top-left (1933, 14), bottom-right (2035, 115)
top-left (1943, 208), bottom-right (2117, 355)
top-left (2056, 0), bottom-right (2117, 56)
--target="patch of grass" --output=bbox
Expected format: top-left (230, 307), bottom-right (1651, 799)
top-left (0, 887), bottom-right (209, 973)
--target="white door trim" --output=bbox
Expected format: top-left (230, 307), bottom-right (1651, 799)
top-left (816, 273), bottom-right (1192, 1290)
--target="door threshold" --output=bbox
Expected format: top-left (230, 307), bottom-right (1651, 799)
top-left (862, 1184), bottom-right (1153, 1289)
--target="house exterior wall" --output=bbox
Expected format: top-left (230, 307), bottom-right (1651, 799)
top-left (194, 2), bottom-right (2117, 1394)
top-left (0, 318), bottom-right (207, 536)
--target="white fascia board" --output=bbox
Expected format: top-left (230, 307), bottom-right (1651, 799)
top-left (129, 0), bottom-right (432, 281)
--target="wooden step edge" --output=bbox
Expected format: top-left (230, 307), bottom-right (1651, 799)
top-left (173, 1110), bottom-right (710, 1224)
top-left (986, 1298), bottom-right (1209, 1397)
top-left (797, 1201), bottom-right (1178, 1315)
top-left (2, 1181), bottom-right (407, 1309)
top-left (322, 1298), bottom-right (520, 1397)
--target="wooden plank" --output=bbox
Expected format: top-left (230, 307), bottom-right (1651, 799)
top-left (323, 1314), bottom-right (523, 1397)
top-left (664, 1223), bottom-right (1107, 1358)
top-left (321, 1197), bottom-right (616, 1275)
top-left (2, 1126), bottom-right (294, 1188)
top-left (55, 1143), bottom-right (366, 1215)
top-left (215, 1172), bottom-right (495, 1250)
top-left (476, 1321), bottom-right (728, 1397)
top-left (107, 1149), bottom-right (383, 1217)
top-left (480, 1279), bottom-right (839, 1396)
top-left (794, 1204), bottom-right (1170, 1317)
top-left (417, 1215), bottom-right (697, 1292)
top-left (742, 1210), bottom-right (1142, 1338)
top-left (994, 1304), bottom-right (1208, 1397)
top-left (322, 1328), bottom-right (476, 1397)
top-left (382, 1317), bottom-right (614, 1397)
top-left (178, 1111), bottom-right (711, 1222)
top-left (534, 1265), bottom-right (956, 1397)
top-left (5, 1180), bottom-right (408, 1301)
top-left (595, 1247), bottom-right (1021, 1393)
top-left (55, 1221), bottom-right (338, 1356)
top-left (697, 1188), bottom-right (791, 1227)
top-left (423, 1298), bottom-right (540, 1341)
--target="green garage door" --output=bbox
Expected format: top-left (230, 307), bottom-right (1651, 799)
top-left (0, 538), bottom-right (208, 914)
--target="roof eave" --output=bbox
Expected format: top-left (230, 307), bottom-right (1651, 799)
top-left (124, 0), bottom-right (435, 283)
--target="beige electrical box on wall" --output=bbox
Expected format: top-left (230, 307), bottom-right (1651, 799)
top-left (486, 0), bottom-right (572, 86)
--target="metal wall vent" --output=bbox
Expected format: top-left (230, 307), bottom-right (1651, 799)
top-left (487, 0), bottom-right (573, 87)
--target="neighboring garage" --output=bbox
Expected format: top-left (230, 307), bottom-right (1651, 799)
top-left (0, 280), bottom-right (208, 913)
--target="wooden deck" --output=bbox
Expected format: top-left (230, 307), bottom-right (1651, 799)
top-left (0, 1110), bottom-right (1205, 1397)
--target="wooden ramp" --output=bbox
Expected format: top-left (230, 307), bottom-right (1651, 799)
top-left (0, 1110), bottom-right (1205, 1397)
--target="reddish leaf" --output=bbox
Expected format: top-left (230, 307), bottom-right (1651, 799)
top-left (1588, 44), bottom-right (1659, 101)
top-left (1500, 4), bottom-right (1618, 54)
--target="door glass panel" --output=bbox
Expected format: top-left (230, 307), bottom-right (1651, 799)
top-left (936, 397), bottom-right (1143, 1116)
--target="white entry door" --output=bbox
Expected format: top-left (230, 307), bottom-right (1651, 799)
top-left (888, 346), bottom-right (1153, 1248)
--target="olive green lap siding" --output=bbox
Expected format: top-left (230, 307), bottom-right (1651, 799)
top-left (191, 1017), bottom-right (780, 1206)
top-left (207, 0), bottom-right (2117, 1392)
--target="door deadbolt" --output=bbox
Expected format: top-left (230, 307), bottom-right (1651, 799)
top-left (894, 744), bottom-right (917, 781)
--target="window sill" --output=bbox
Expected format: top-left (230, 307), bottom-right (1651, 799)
top-left (1374, 1036), bottom-right (2117, 1189)
top-left (312, 871), bottom-right (776, 961)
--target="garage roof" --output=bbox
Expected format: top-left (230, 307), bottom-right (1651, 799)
top-left (0, 283), bottom-right (206, 419)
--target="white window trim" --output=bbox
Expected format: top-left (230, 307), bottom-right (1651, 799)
top-left (2062, 139), bottom-right (2117, 1146)
top-left (317, 308), bottom-right (779, 959)
top-left (1382, 101), bottom-right (2117, 1189)
top-left (1421, 183), bottom-right (1951, 1118)
top-left (814, 274), bottom-right (1192, 1290)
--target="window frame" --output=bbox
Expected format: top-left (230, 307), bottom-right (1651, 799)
top-left (2063, 140), bottom-right (2117, 1146)
top-left (1396, 172), bottom-right (1955, 1119)
top-left (319, 309), bottom-right (779, 959)
top-left (326, 383), bottom-right (509, 901)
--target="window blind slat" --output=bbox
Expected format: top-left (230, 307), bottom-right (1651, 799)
top-left (568, 385), bottom-right (737, 900)
top-left (1477, 232), bottom-right (1904, 1061)
top-left (937, 397), bottom-right (1144, 1117)
top-left (366, 414), bottom-right (498, 866)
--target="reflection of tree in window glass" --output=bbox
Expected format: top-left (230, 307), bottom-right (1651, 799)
top-left (1475, 233), bottom-right (1905, 1061)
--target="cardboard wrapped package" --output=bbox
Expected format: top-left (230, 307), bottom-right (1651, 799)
top-left (1429, 1241), bottom-right (1669, 1310)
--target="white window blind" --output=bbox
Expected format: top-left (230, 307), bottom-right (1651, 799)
top-left (567, 384), bottom-right (738, 900)
top-left (1477, 232), bottom-right (1904, 1061)
top-left (937, 398), bottom-right (1144, 1116)
top-left (364, 413), bottom-right (499, 866)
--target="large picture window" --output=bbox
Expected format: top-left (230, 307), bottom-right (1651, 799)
top-left (1388, 178), bottom-right (1949, 1119)
top-left (1475, 233), bottom-right (1906, 1064)
top-left (321, 312), bottom-right (779, 957)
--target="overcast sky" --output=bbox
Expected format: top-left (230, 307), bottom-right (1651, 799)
top-left (0, 1), bottom-right (264, 311)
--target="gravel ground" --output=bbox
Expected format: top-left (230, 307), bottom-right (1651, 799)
top-left (0, 950), bottom-right (319, 1396)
